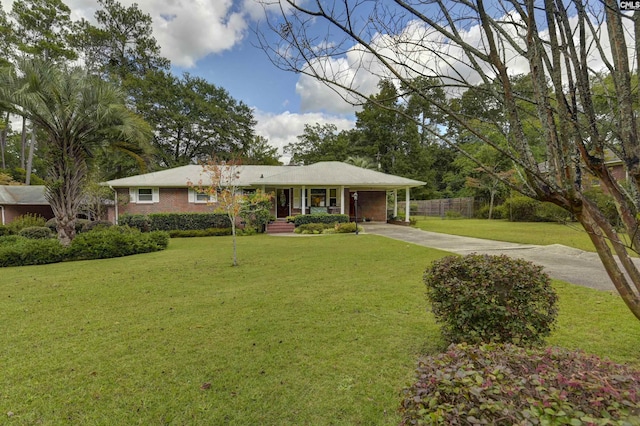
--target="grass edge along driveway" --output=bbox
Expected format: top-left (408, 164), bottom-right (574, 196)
top-left (1, 234), bottom-right (639, 425)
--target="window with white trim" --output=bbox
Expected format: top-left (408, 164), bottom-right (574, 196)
top-left (188, 188), bottom-right (217, 203)
top-left (130, 187), bottom-right (159, 203)
top-left (138, 188), bottom-right (153, 202)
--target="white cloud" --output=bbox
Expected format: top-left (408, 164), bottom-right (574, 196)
top-left (254, 110), bottom-right (355, 164)
top-left (55, 0), bottom-right (251, 68)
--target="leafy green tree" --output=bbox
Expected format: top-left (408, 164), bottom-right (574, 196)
top-left (242, 135), bottom-right (281, 165)
top-left (0, 59), bottom-right (151, 245)
top-left (285, 123), bottom-right (353, 165)
top-left (11, 0), bottom-right (76, 62)
top-left (71, 0), bottom-right (169, 83)
top-left (133, 71), bottom-right (257, 167)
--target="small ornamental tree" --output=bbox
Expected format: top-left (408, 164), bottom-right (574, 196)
top-left (424, 254), bottom-right (558, 345)
top-left (189, 158), bottom-right (246, 266)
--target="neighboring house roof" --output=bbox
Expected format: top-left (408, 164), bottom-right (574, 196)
top-left (105, 162), bottom-right (426, 190)
top-left (0, 185), bottom-right (48, 205)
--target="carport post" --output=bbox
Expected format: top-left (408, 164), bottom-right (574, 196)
top-left (405, 187), bottom-right (410, 222)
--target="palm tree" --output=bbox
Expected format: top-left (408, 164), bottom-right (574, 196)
top-left (345, 155), bottom-right (376, 170)
top-left (0, 59), bottom-right (151, 245)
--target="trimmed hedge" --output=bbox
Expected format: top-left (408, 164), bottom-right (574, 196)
top-left (168, 228), bottom-right (232, 238)
top-left (400, 343), bottom-right (640, 425)
top-left (0, 236), bottom-right (66, 267)
top-left (0, 227), bottom-right (170, 267)
top-left (293, 213), bottom-right (349, 226)
top-left (119, 212), bottom-right (231, 231)
top-left (68, 226), bottom-right (169, 260)
top-left (424, 254), bottom-right (558, 345)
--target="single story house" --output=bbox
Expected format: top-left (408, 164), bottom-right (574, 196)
top-left (104, 161), bottom-right (426, 226)
top-left (0, 185), bottom-right (53, 225)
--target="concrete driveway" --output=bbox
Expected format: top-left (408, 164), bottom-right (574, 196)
top-left (362, 222), bottom-right (620, 292)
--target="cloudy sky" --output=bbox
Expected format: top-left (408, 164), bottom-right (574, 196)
top-left (0, 0), bottom-right (362, 162)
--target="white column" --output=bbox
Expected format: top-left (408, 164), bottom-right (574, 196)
top-left (340, 186), bottom-right (345, 214)
top-left (405, 187), bottom-right (410, 222)
top-left (301, 185), bottom-right (306, 215)
top-left (393, 189), bottom-right (398, 218)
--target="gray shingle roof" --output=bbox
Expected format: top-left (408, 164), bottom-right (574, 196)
top-left (0, 185), bottom-right (48, 205)
top-left (105, 162), bottom-right (426, 189)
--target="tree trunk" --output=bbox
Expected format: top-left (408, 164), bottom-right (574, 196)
top-left (231, 218), bottom-right (238, 266)
top-left (20, 116), bottom-right (26, 170)
top-left (25, 128), bottom-right (35, 185)
top-left (0, 112), bottom-right (7, 170)
top-left (578, 199), bottom-right (640, 321)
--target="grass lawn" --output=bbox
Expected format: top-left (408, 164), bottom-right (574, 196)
top-left (414, 216), bottom-right (608, 252)
top-left (1, 234), bottom-right (639, 425)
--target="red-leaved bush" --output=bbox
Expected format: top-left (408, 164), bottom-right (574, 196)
top-left (400, 343), bottom-right (640, 425)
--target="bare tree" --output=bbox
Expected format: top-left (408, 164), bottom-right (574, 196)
top-left (258, 1), bottom-right (640, 320)
top-left (189, 158), bottom-right (246, 267)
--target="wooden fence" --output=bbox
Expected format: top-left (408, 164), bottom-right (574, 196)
top-left (399, 197), bottom-right (475, 218)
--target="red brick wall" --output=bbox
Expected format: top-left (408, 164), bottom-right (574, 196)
top-left (2, 205), bottom-right (54, 225)
top-left (116, 188), bottom-right (218, 216)
top-left (356, 191), bottom-right (386, 221)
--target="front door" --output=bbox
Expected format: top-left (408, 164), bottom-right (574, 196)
top-left (277, 188), bottom-right (290, 218)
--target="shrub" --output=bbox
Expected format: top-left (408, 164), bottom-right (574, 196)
top-left (502, 195), bottom-right (540, 222)
top-left (334, 222), bottom-right (358, 233)
top-left (82, 220), bottom-right (113, 232)
top-left (169, 228), bottom-right (232, 238)
top-left (0, 236), bottom-right (66, 267)
top-left (293, 213), bottom-right (349, 226)
top-left (119, 213), bottom-right (231, 232)
top-left (400, 343), bottom-right (640, 425)
top-left (7, 213), bottom-right (46, 233)
top-left (148, 212), bottom-right (230, 231)
top-left (474, 204), bottom-right (505, 219)
top-left (69, 226), bottom-right (169, 260)
top-left (0, 225), bottom-right (13, 236)
top-left (424, 254), bottom-right (558, 345)
top-left (117, 214), bottom-right (151, 232)
top-left (444, 210), bottom-right (463, 219)
top-left (18, 226), bottom-right (54, 239)
top-left (295, 223), bottom-right (330, 234)
top-left (584, 187), bottom-right (621, 228)
top-left (536, 201), bottom-right (572, 223)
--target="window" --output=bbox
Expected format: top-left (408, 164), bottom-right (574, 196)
top-left (130, 187), bottom-right (158, 203)
top-left (310, 188), bottom-right (326, 207)
top-left (329, 188), bottom-right (337, 207)
top-left (138, 188), bottom-right (153, 202)
top-left (192, 189), bottom-right (217, 203)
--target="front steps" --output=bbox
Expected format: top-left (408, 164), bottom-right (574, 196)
top-left (266, 220), bottom-right (295, 234)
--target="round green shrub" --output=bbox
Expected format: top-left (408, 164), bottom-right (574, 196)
top-left (400, 343), bottom-right (640, 425)
top-left (424, 254), bottom-right (558, 345)
top-left (82, 220), bottom-right (113, 232)
top-left (0, 225), bottom-right (13, 236)
top-left (18, 226), bottom-right (54, 239)
top-left (503, 195), bottom-right (540, 221)
top-left (295, 223), bottom-right (329, 234)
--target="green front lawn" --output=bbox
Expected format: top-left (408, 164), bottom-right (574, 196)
top-left (1, 234), bottom-right (639, 424)
top-left (414, 216), bottom-right (604, 252)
